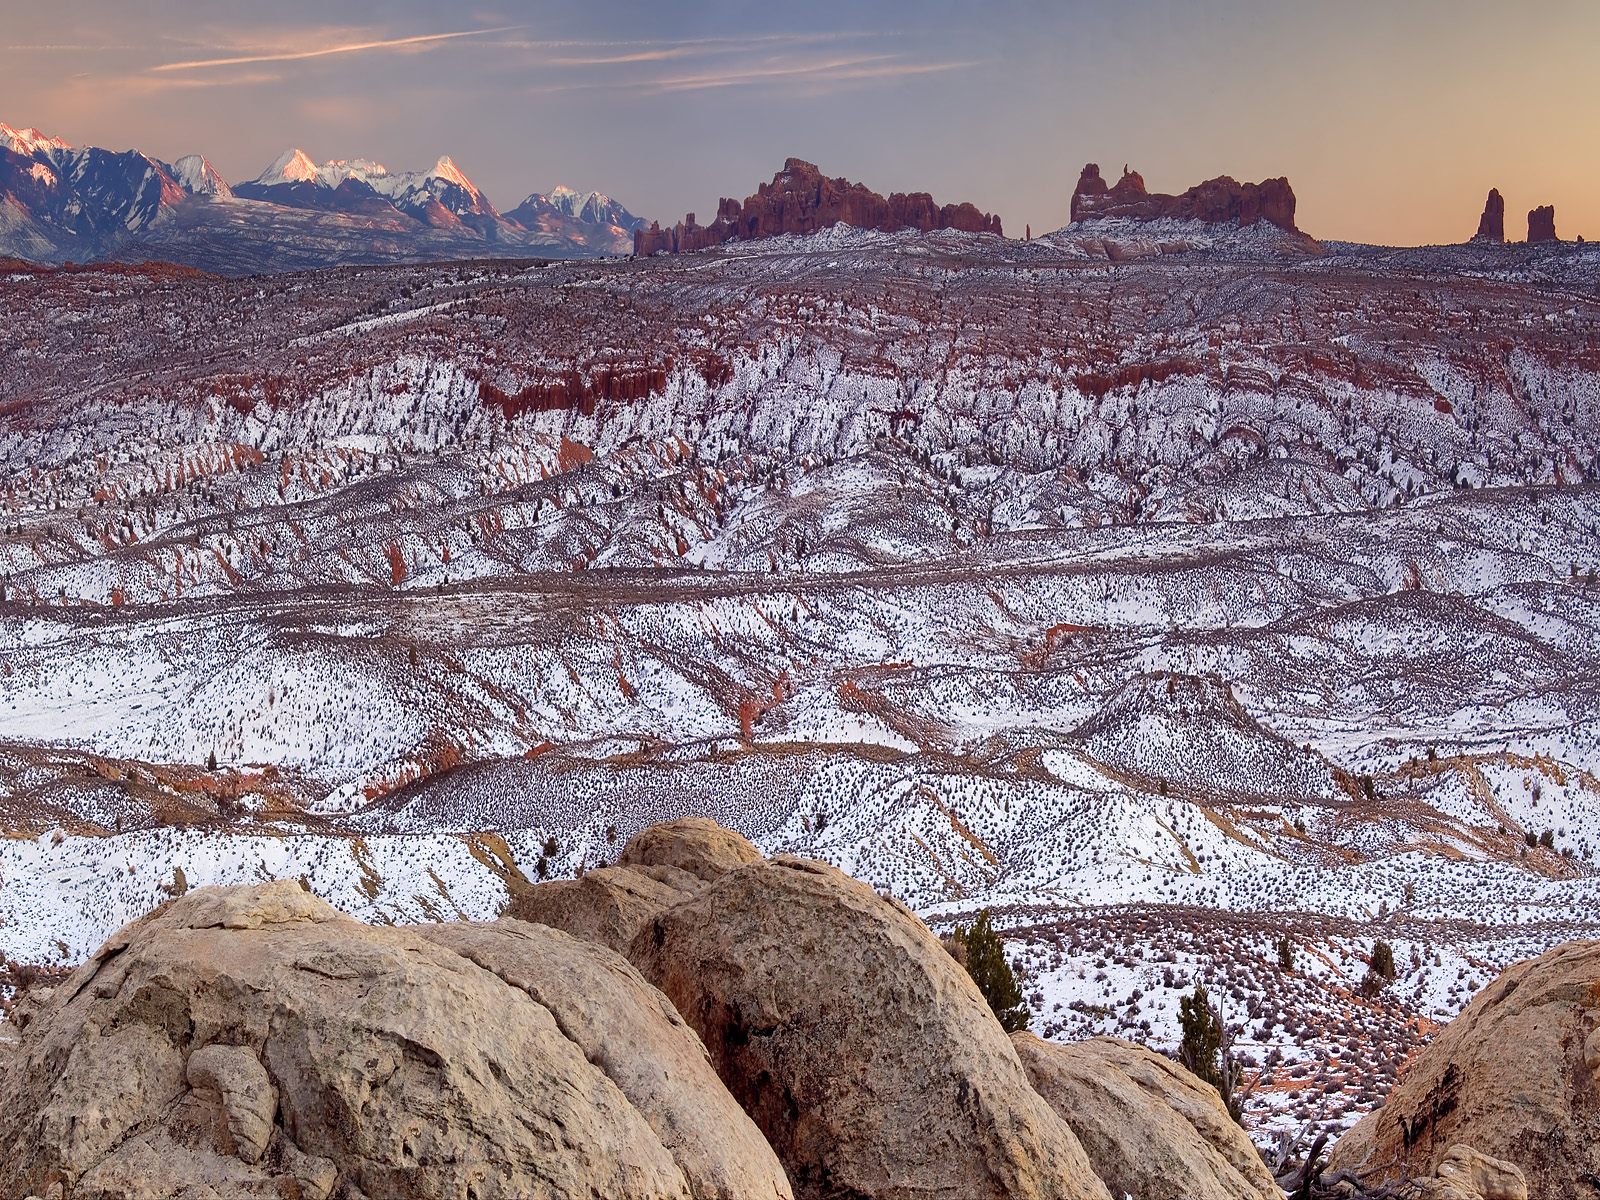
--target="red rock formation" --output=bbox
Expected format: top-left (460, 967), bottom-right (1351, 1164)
top-left (1474, 188), bottom-right (1505, 242)
top-left (1528, 205), bottom-right (1558, 243)
top-left (633, 158), bottom-right (1002, 255)
top-left (1070, 163), bottom-right (1298, 233)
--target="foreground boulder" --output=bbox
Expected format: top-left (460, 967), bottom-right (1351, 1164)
top-left (418, 920), bottom-right (791, 1200)
top-left (618, 815), bottom-right (764, 881)
top-left (629, 854), bottom-right (1112, 1200)
top-left (506, 863), bottom-right (698, 954)
top-left (1011, 1032), bottom-right (1279, 1200)
top-left (1328, 939), bottom-right (1600, 1199)
top-left (0, 882), bottom-right (789, 1200)
top-left (1404, 1145), bottom-right (1528, 1199)
top-left (506, 817), bottom-right (757, 952)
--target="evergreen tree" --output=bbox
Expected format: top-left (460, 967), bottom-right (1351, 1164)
top-left (1276, 935), bottom-right (1295, 972)
top-left (1371, 940), bottom-right (1396, 979)
top-left (1178, 981), bottom-right (1243, 1122)
top-left (950, 910), bottom-right (1030, 1033)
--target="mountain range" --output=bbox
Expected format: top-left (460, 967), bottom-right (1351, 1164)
top-left (0, 121), bottom-right (645, 272)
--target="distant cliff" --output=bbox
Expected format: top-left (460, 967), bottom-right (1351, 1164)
top-left (1070, 163), bottom-right (1298, 233)
top-left (634, 157), bottom-right (1002, 254)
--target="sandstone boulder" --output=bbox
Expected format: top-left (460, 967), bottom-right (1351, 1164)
top-left (1474, 188), bottom-right (1505, 242)
top-left (506, 862), bottom-right (698, 954)
top-left (0, 882), bottom-right (786, 1200)
top-left (630, 854), bottom-right (1112, 1200)
top-left (1328, 939), bottom-right (1600, 1199)
top-left (618, 815), bottom-right (764, 882)
top-left (1406, 1145), bottom-right (1528, 1200)
top-left (418, 920), bottom-right (792, 1200)
top-left (1010, 1032), bottom-right (1279, 1200)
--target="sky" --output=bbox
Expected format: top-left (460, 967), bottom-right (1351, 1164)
top-left (3, 0), bottom-right (1597, 245)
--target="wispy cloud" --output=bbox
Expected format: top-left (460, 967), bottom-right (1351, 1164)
top-left (151, 26), bottom-right (520, 73)
top-left (638, 54), bottom-right (978, 94)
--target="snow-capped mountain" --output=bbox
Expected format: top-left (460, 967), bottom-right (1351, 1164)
top-left (170, 154), bottom-right (232, 198)
top-left (0, 122), bottom-right (212, 260)
top-left (234, 149), bottom-right (501, 229)
top-left (0, 122), bottom-right (645, 270)
top-left (509, 184), bottom-right (645, 233)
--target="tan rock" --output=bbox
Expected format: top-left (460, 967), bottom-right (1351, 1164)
top-left (0, 881), bottom-right (788, 1199)
top-left (506, 863), bottom-right (697, 954)
top-left (1415, 1145), bottom-right (1528, 1200)
top-left (630, 854), bottom-right (1112, 1200)
top-left (1010, 1032), bottom-right (1278, 1200)
top-left (1328, 939), bottom-right (1600, 1200)
top-left (618, 816), bottom-right (763, 882)
top-left (185, 1044), bottom-right (276, 1164)
top-left (418, 919), bottom-right (792, 1200)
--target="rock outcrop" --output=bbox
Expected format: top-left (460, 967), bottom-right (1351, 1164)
top-left (1069, 162), bottom-right (1299, 233)
top-left (629, 854), bottom-right (1112, 1200)
top-left (1406, 1145), bottom-right (1529, 1200)
top-left (618, 815), bottom-right (764, 880)
top-left (505, 818), bottom-right (757, 952)
top-left (1474, 188), bottom-right (1505, 242)
top-left (1011, 1033), bottom-right (1280, 1200)
top-left (506, 862), bottom-right (697, 954)
top-left (417, 920), bottom-right (792, 1200)
top-left (634, 158), bottom-right (1002, 255)
top-left (1528, 204), bottom-right (1558, 242)
top-left (1328, 939), bottom-right (1600, 1199)
top-left (0, 881), bottom-right (792, 1200)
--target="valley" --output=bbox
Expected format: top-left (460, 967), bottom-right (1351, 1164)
top-left (3, 223), bottom-right (1599, 1145)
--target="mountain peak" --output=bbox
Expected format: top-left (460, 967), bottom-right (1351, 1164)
top-left (255, 147), bottom-right (319, 186)
top-left (0, 122), bottom-right (71, 156)
top-left (427, 155), bottom-right (480, 197)
top-left (171, 154), bottom-right (232, 198)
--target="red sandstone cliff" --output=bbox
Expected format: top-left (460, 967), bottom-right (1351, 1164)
top-left (1069, 163), bottom-right (1298, 233)
top-left (634, 159), bottom-right (1002, 255)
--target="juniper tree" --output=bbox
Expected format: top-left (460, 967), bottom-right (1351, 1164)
top-left (1179, 981), bottom-right (1243, 1122)
top-left (948, 910), bottom-right (1030, 1033)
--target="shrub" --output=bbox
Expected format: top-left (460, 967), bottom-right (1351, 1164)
top-left (1277, 935), bottom-right (1295, 972)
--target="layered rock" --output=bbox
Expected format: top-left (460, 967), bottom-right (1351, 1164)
top-left (1528, 204), bottom-right (1558, 242)
top-left (1474, 188), bottom-right (1505, 242)
top-left (0, 881), bottom-right (790, 1200)
top-left (634, 158), bottom-right (1002, 255)
top-left (628, 854), bottom-right (1112, 1200)
top-left (1328, 939), bottom-right (1600, 1199)
top-left (1069, 162), bottom-right (1299, 232)
top-left (1011, 1033), bottom-right (1279, 1200)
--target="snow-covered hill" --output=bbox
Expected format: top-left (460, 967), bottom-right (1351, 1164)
top-left (3, 225), bottom-right (1599, 1142)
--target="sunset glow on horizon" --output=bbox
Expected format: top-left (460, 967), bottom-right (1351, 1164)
top-left (4, 0), bottom-right (1598, 246)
